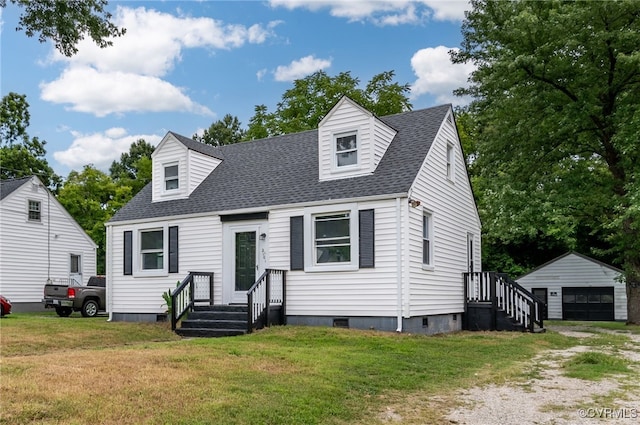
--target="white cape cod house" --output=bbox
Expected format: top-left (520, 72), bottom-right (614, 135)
top-left (0, 176), bottom-right (97, 311)
top-left (105, 97), bottom-right (482, 335)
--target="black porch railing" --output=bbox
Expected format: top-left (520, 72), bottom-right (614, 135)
top-left (247, 269), bottom-right (286, 333)
top-left (464, 271), bottom-right (545, 332)
top-left (170, 272), bottom-right (214, 330)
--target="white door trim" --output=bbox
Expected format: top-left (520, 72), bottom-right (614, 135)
top-left (222, 221), bottom-right (268, 304)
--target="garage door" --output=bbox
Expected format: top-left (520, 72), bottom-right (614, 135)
top-left (562, 287), bottom-right (614, 321)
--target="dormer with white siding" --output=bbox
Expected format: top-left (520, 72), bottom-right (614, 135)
top-left (318, 97), bottom-right (397, 181)
top-left (151, 131), bottom-right (223, 203)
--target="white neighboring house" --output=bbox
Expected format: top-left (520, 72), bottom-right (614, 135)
top-left (0, 176), bottom-right (97, 311)
top-left (517, 251), bottom-right (627, 321)
top-left (105, 97), bottom-right (482, 334)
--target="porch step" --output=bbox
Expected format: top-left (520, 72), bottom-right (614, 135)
top-left (175, 305), bottom-right (249, 338)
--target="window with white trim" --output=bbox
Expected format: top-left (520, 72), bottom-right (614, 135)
top-left (164, 164), bottom-right (179, 191)
top-left (304, 204), bottom-right (359, 272)
top-left (314, 212), bottom-right (351, 263)
top-left (446, 143), bottom-right (454, 181)
top-left (335, 133), bottom-right (357, 168)
top-left (140, 229), bottom-right (164, 270)
top-left (423, 212), bottom-right (432, 266)
top-left (28, 200), bottom-right (41, 221)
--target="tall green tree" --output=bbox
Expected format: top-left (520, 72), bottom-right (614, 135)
top-left (109, 139), bottom-right (154, 194)
top-left (452, 0), bottom-right (640, 323)
top-left (1, 0), bottom-right (125, 57)
top-left (193, 114), bottom-right (246, 146)
top-left (0, 92), bottom-right (60, 190)
top-left (58, 165), bottom-right (130, 274)
top-left (248, 70), bottom-right (411, 137)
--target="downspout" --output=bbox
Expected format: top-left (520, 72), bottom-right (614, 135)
top-left (396, 197), bottom-right (403, 332)
top-left (106, 224), bottom-right (113, 322)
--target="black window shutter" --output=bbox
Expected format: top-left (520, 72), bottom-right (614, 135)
top-left (169, 226), bottom-right (179, 273)
top-left (290, 216), bottom-right (304, 271)
top-left (123, 231), bottom-right (132, 275)
top-left (359, 209), bottom-right (375, 268)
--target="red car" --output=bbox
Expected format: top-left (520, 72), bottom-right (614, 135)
top-left (0, 295), bottom-right (11, 317)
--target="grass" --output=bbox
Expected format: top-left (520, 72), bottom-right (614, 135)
top-left (0, 313), bottom-right (613, 425)
top-left (562, 352), bottom-right (632, 381)
top-left (547, 320), bottom-right (640, 334)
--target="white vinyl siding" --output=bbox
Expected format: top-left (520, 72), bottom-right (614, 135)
top-left (188, 150), bottom-right (221, 194)
top-left (517, 253), bottom-right (627, 321)
top-left (0, 178), bottom-right (97, 304)
top-left (318, 97), bottom-right (396, 181)
top-left (406, 110), bottom-right (482, 316)
top-left (109, 216), bottom-right (223, 314)
top-left (152, 139), bottom-right (188, 201)
top-left (269, 200), bottom-right (402, 317)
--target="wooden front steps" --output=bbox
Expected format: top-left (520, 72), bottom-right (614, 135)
top-left (175, 305), bottom-right (248, 338)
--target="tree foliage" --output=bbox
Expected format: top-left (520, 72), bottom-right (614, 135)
top-left (58, 165), bottom-right (131, 274)
top-left (0, 93), bottom-right (60, 189)
top-left (246, 70), bottom-right (411, 138)
top-left (453, 0), bottom-right (640, 322)
top-left (193, 114), bottom-right (246, 146)
top-left (1, 0), bottom-right (125, 57)
top-left (109, 138), bottom-right (154, 194)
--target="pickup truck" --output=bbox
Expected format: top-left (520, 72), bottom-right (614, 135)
top-left (43, 276), bottom-right (106, 317)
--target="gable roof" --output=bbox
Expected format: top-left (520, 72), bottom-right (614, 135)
top-left (165, 131), bottom-right (225, 160)
top-left (0, 176), bottom-right (33, 201)
top-left (517, 251), bottom-right (623, 280)
top-left (109, 104), bottom-right (451, 223)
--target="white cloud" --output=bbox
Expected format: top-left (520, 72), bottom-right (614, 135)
top-left (53, 128), bottom-right (163, 171)
top-left (274, 55), bottom-right (332, 81)
top-left (40, 66), bottom-right (214, 117)
top-left (269, 0), bottom-right (469, 24)
top-left (410, 46), bottom-right (476, 106)
top-left (41, 6), bottom-right (276, 117)
top-left (256, 68), bottom-right (268, 81)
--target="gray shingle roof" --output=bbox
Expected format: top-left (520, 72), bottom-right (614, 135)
top-left (109, 104), bottom-right (451, 223)
top-left (0, 176), bottom-right (32, 201)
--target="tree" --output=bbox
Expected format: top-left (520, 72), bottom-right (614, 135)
top-left (0, 93), bottom-right (60, 190)
top-left (452, 0), bottom-right (640, 323)
top-left (109, 138), bottom-right (154, 194)
top-left (193, 114), bottom-right (246, 146)
top-left (245, 105), bottom-right (272, 141)
top-left (248, 70), bottom-right (412, 137)
top-left (1, 0), bottom-right (125, 57)
top-left (58, 165), bottom-right (130, 274)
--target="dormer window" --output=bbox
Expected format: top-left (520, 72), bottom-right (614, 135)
top-left (335, 133), bottom-right (358, 168)
top-left (164, 164), bottom-right (179, 191)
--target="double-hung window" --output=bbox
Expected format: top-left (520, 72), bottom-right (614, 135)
top-left (28, 200), bottom-right (41, 221)
top-left (164, 164), bottom-right (179, 191)
top-left (314, 213), bottom-right (351, 263)
top-left (335, 133), bottom-right (357, 168)
top-left (140, 229), bottom-right (164, 270)
top-left (423, 212), bottom-right (432, 266)
top-left (446, 143), bottom-right (454, 181)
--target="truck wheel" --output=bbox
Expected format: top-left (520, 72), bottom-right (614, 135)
top-left (81, 300), bottom-right (99, 317)
top-left (55, 306), bottom-right (73, 317)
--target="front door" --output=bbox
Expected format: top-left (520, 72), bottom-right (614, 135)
top-left (69, 254), bottom-right (82, 286)
top-left (223, 222), bottom-right (267, 304)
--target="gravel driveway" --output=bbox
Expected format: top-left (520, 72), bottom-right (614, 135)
top-left (445, 326), bottom-right (640, 425)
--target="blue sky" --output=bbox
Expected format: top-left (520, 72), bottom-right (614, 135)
top-left (1, 1), bottom-right (474, 177)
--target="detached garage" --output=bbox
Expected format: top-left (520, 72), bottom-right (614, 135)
top-left (517, 252), bottom-right (627, 322)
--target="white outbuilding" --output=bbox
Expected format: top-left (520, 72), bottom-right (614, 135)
top-left (517, 251), bottom-right (627, 321)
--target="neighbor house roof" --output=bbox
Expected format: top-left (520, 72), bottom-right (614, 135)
top-left (109, 104), bottom-right (451, 223)
top-left (517, 251), bottom-right (623, 280)
top-left (0, 176), bottom-right (33, 201)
